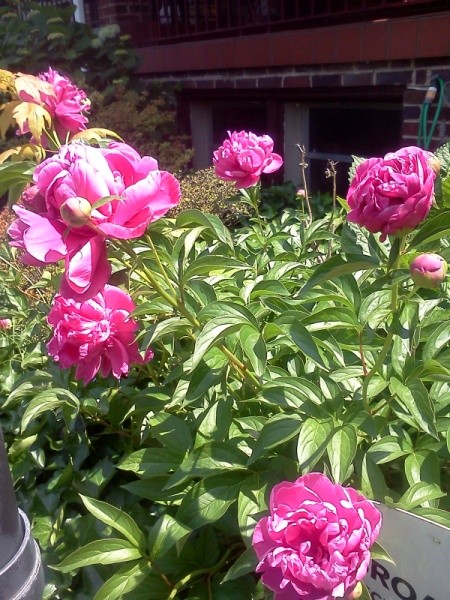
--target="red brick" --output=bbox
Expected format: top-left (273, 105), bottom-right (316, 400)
top-left (388, 18), bottom-right (419, 59)
top-left (360, 20), bottom-right (389, 62)
top-left (283, 75), bottom-right (311, 88)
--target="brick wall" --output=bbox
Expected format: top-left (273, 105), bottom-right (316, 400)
top-left (93, 0), bottom-right (151, 45)
top-left (143, 58), bottom-right (450, 152)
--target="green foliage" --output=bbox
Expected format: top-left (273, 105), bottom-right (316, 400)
top-left (2, 146), bottom-right (450, 598)
top-left (88, 88), bottom-right (193, 174)
top-left (0, 1), bottom-right (138, 93)
top-left (174, 167), bottom-right (248, 225)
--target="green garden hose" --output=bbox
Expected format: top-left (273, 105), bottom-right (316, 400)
top-left (417, 77), bottom-right (445, 150)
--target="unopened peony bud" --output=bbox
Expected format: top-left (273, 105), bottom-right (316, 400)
top-left (60, 197), bottom-right (92, 227)
top-left (410, 253), bottom-right (447, 289)
top-left (0, 318), bottom-right (12, 330)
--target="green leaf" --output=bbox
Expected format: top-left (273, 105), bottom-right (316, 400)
top-left (55, 539), bottom-right (142, 572)
top-left (367, 435), bottom-right (411, 464)
top-left (389, 378), bottom-right (438, 438)
top-left (221, 547), bottom-right (258, 583)
top-left (195, 396), bottom-right (233, 446)
top-left (175, 209), bottom-right (233, 247)
top-left (182, 256), bottom-right (248, 283)
top-left (165, 442), bottom-right (248, 489)
top-left (327, 425), bottom-right (357, 483)
top-left (149, 413), bottom-right (193, 453)
top-left (118, 448), bottom-right (183, 477)
top-left (259, 377), bottom-right (324, 410)
top-left (297, 418), bottom-right (334, 473)
top-left (396, 482), bottom-right (446, 510)
top-left (422, 321), bottom-right (450, 361)
top-left (276, 318), bottom-right (326, 368)
top-left (176, 473), bottom-right (242, 529)
top-left (21, 388), bottom-right (79, 431)
top-left (413, 506), bottom-right (450, 528)
top-left (299, 254), bottom-right (379, 295)
top-left (248, 413), bottom-right (303, 464)
top-left (147, 514), bottom-right (191, 560)
top-left (409, 210), bottom-right (450, 248)
top-left (238, 476), bottom-right (268, 547)
top-left (79, 496), bottom-right (145, 549)
top-left (239, 324), bottom-right (267, 377)
top-left (370, 542), bottom-right (395, 564)
top-left (190, 317), bottom-right (247, 371)
top-left (93, 561), bottom-right (153, 600)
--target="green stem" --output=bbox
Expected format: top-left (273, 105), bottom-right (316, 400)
top-left (120, 242), bottom-right (262, 390)
top-left (167, 544), bottom-right (241, 600)
top-left (144, 232), bottom-right (178, 295)
top-left (361, 236), bottom-right (405, 412)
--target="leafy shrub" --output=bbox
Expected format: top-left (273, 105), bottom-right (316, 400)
top-left (0, 1), bottom-right (138, 94)
top-left (173, 166), bottom-right (248, 225)
top-left (88, 87), bottom-right (193, 174)
top-left (2, 64), bottom-right (450, 598)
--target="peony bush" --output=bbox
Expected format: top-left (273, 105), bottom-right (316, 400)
top-left (1, 69), bottom-right (450, 600)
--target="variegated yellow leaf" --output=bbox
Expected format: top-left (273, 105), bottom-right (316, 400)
top-left (71, 128), bottom-right (122, 143)
top-left (15, 73), bottom-right (55, 103)
top-left (0, 144), bottom-right (46, 164)
top-left (12, 102), bottom-right (52, 142)
top-left (0, 69), bottom-right (16, 94)
top-left (0, 99), bottom-right (21, 138)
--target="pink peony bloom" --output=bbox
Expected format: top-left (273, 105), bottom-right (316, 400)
top-left (213, 130), bottom-right (283, 188)
top-left (252, 473), bottom-right (382, 600)
top-left (347, 146), bottom-right (436, 241)
top-left (410, 253), bottom-right (447, 289)
top-left (8, 142), bottom-right (181, 299)
top-left (47, 285), bottom-right (151, 384)
top-left (0, 318), bottom-right (12, 330)
top-left (16, 68), bottom-right (90, 144)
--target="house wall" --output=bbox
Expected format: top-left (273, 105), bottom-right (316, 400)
top-left (90, 4), bottom-right (450, 188)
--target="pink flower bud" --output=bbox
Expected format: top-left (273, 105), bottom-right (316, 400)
top-left (0, 318), bottom-right (12, 330)
top-left (410, 253), bottom-right (448, 289)
top-left (60, 197), bottom-right (92, 227)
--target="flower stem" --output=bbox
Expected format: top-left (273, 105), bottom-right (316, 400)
top-left (120, 241), bottom-right (262, 390)
top-left (144, 232), bottom-right (178, 296)
top-left (167, 544), bottom-right (241, 599)
top-left (361, 236), bottom-right (405, 412)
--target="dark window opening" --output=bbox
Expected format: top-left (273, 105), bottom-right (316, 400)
top-left (308, 105), bottom-right (402, 197)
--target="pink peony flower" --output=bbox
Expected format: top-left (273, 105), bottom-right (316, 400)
top-left (39, 67), bottom-right (90, 141)
top-left (213, 130), bottom-right (283, 188)
top-left (410, 253), bottom-right (447, 289)
top-left (47, 285), bottom-right (152, 384)
top-left (252, 473), bottom-right (382, 600)
top-left (347, 146), bottom-right (436, 241)
top-left (0, 318), bottom-right (12, 330)
top-left (16, 68), bottom-right (90, 144)
top-left (8, 142), bottom-right (181, 299)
